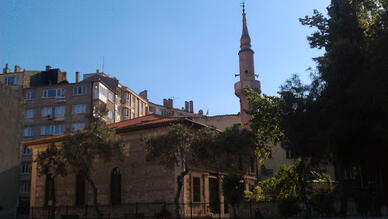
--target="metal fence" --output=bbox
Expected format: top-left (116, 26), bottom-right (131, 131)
top-left (29, 200), bottom-right (388, 219)
top-left (30, 201), bottom-right (280, 219)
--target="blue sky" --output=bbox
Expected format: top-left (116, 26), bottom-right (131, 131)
top-left (0, 0), bottom-right (330, 116)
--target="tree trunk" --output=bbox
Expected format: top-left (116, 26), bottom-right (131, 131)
top-left (174, 171), bottom-right (188, 219)
top-left (298, 160), bottom-right (310, 219)
top-left (51, 178), bottom-right (56, 219)
top-left (86, 176), bottom-right (102, 219)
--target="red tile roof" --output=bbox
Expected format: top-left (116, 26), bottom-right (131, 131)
top-left (109, 114), bottom-right (178, 129)
top-left (24, 114), bottom-right (184, 146)
top-left (23, 132), bottom-right (74, 146)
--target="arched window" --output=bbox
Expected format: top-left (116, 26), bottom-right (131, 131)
top-left (75, 173), bottom-right (85, 205)
top-left (110, 168), bottom-right (121, 205)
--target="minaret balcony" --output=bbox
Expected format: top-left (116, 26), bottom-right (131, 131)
top-left (234, 80), bottom-right (261, 97)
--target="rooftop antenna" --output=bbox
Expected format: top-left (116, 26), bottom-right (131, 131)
top-left (102, 56), bottom-right (105, 73)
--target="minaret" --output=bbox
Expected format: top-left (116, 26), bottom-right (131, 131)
top-left (234, 3), bottom-right (261, 128)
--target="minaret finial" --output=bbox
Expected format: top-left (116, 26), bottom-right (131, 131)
top-left (241, 1), bottom-right (245, 14)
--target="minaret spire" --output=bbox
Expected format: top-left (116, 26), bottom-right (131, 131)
top-left (235, 2), bottom-right (261, 129)
top-left (240, 1), bottom-right (251, 49)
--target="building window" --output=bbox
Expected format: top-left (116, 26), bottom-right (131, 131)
top-left (139, 102), bottom-right (144, 115)
top-left (110, 168), bottom-right (121, 205)
top-left (41, 107), bottom-right (53, 117)
top-left (73, 86), bottom-right (87, 96)
top-left (107, 110), bottom-right (113, 119)
top-left (42, 88), bottom-right (65, 98)
top-left (24, 127), bottom-right (34, 137)
top-left (5, 76), bottom-right (18, 85)
top-left (44, 176), bottom-right (54, 206)
top-left (122, 108), bottom-right (129, 119)
top-left (22, 146), bottom-right (32, 155)
top-left (96, 83), bottom-right (107, 103)
top-left (108, 92), bottom-right (114, 103)
top-left (26, 91), bottom-right (36, 100)
top-left (155, 108), bottom-right (162, 115)
top-left (55, 106), bottom-right (65, 117)
top-left (21, 161), bottom-right (31, 174)
top-left (131, 95), bottom-right (135, 109)
top-left (209, 177), bottom-right (220, 213)
top-left (20, 181), bottom-right (31, 193)
top-left (72, 104), bottom-right (86, 114)
top-left (75, 173), bottom-right (85, 206)
top-left (40, 125), bottom-right (64, 136)
top-left (122, 92), bottom-right (129, 104)
top-left (25, 109), bottom-right (34, 119)
top-left (72, 123), bottom-right (85, 131)
top-left (193, 177), bottom-right (201, 202)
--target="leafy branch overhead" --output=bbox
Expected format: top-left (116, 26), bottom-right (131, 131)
top-left (245, 88), bottom-right (284, 164)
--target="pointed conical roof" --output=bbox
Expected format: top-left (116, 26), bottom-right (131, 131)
top-left (240, 4), bottom-right (251, 49)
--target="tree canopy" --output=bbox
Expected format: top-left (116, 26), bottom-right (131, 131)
top-left (246, 0), bottom-right (387, 215)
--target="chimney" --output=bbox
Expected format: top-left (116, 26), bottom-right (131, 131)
top-left (75, 72), bottom-right (80, 83)
top-left (189, 100), bottom-right (193, 113)
top-left (63, 72), bottom-right (67, 81)
top-left (96, 69), bottom-right (100, 73)
top-left (168, 98), bottom-right (173, 108)
top-left (184, 101), bottom-right (189, 112)
top-left (14, 65), bottom-right (21, 72)
top-left (139, 90), bottom-right (148, 100)
top-left (3, 64), bottom-right (10, 73)
top-left (45, 65), bottom-right (51, 71)
top-left (163, 99), bottom-right (168, 107)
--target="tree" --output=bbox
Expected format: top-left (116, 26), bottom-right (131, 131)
top-left (246, 0), bottom-right (387, 216)
top-left (35, 143), bottom-right (67, 218)
top-left (245, 89), bottom-right (284, 164)
top-left (247, 160), bottom-right (333, 218)
top-left (145, 123), bottom-right (256, 218)
top-left (61, 110), bottom-right (122, 219)
top-left (222, 173), bottom-right (244, 219)
top-left (298, 0), bottom-right (388, 214)
top-left (145, 124), bottom-right (194, 218)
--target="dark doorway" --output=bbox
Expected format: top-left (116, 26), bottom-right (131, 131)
top-left (209, 177), bottom-right (220, 213)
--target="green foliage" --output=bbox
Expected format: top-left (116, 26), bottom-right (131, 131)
top-left (245, 89), bottom-right (284, 164)
top-left (297, 0), bottom-right (388, 188)
top-left (244, 185), bottom-right (265, 201)
top-left (249, 159), bottom-right (333, 204)
top-left (41, 108), bottom-right (122, 219)
top-left (259, 161), bottom-right (300, 200)
top-left (145, 123), bottom-right (256, 218)
top-left (35, 143), bottom-right (67, 178)
top-left (61, 109), bottom-right (122, 176)
top-left (145, 123), bottom-right (256, 173)
top-left (278, 198), bottom-right (301, 218)
top-left (222, 173), bottom-right (245, 206)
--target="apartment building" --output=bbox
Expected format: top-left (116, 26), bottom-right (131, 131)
top-left (0, 64), bottom-right (148, 216)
